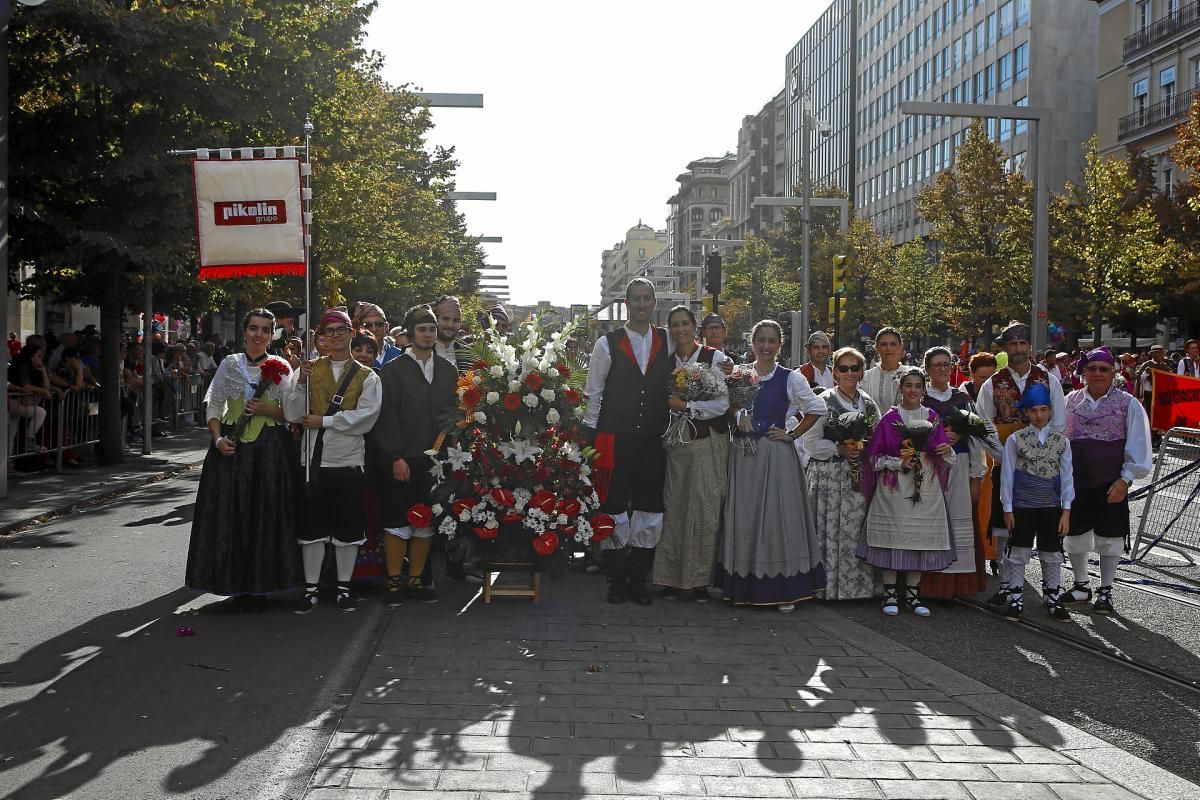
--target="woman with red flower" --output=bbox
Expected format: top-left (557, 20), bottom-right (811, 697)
top-left (186, 308), bottom-right (302, 611)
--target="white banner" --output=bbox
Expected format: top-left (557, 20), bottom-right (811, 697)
top-left (192, 158), bottom-right (305, 279)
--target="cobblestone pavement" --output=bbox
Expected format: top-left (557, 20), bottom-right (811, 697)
top-left (304, 572), bottom-right (1199, 800)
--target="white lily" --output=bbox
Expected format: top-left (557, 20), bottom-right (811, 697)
top-left (499, 437), bottom-right (543, 464)
top-left (444, 446), bottom-right (472, 471)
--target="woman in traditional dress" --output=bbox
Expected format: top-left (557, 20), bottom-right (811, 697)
top-left (654, 306), bottom-right (730, 603)
top-left (859, 366), bottom-right (956, 617)
top-left (716, 320), bottom-right (826, 612)
top-left (186, 308), bottom-right (302, 610)
top-left (862, 326), bottom-right (905, 412)
top-left (802, 346), bottom-right (880, 600)
top-left (920, 347), bottom-right (994, 600)
top-left (963, 352), bottom-right (1000, 567)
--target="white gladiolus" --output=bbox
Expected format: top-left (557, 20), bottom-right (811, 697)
top-left (486, 391), bottom-right (500, 404)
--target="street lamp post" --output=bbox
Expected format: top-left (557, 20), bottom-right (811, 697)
top-left (787, 68), bottom-right (833, 356)
top-left (900, 100), bottom-right (1052, 353)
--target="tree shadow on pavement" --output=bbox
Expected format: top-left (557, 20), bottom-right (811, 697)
top-left (0, 587), bottom-right (370, 800)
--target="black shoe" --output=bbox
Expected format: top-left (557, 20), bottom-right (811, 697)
top-left (1093, 586), bottom-right (1115, 615)
top-left (412, 584), bottom-right (439, 604)
top-left (607, 583), bottom-right (628, 604)
top-left (1001, 593), bottom-right (1023, 618)
top-left (691, 587), bottom-right (711, 603)
top-left (336, 585), bottom-right (357, 613)
top-left (292, 587), bottom-right (319, 615)
top-left (628, 581), bottom-right (652, 606)
top-left (1044, 589), bottom-right (1071, 622)
top-left (987, 588), bottom-right (1012, 607)
top-left (1064, 582), bottom-right (1092, 604)
top-left (386, 576), bottom-right (404, 608)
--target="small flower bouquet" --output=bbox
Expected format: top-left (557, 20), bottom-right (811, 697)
top-left (231, 357), bottom-right (291, 444)
top-left (663, 362), bottom-right (725, 447)
top-left (725, 365), bottom-right (760, 410)
top-left (823, 410), bottom-right (876, 489)
top-left (941, 407), bottom-right (1001, 458)
top-left (894, 418), bottom-right (936, 505)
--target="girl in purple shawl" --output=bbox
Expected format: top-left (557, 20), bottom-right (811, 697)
top-left (858, 367), bottom-right (956, 617)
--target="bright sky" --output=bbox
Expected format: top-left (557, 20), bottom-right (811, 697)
top-left (365, 0), bottom-right (825, 307)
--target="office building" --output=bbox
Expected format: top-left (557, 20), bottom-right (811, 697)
top-left (728, 90), bottom-right (789, 240)
top-left (598, 222), bottom-right (667, 305)
top-left (665, 154), bottom-right (735, 295)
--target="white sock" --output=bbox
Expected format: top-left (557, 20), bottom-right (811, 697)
top-left (1005, 546), bottom-right (1032, 594)
top-left (1068, 552), bottom-right (1090, 584)
top-left (334, 544), bottom-right (359, 583)
top-left (300, 542), bottom-right (326, 586)
top-left (1039, 552), bottom-right (1063, 593)
top-left (1099, 555), bottom-right (1119, 588)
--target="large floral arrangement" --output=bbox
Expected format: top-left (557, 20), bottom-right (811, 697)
top-left (421, 315), bottom-right (615, 565)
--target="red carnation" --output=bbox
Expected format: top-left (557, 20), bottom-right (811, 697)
top-left (406, 503), bottom-right (433, 529)
top-left (260, 359), bottom-right (292, 385)
top-left (556, 364), bottom-right (571, 380)
top-left (557, 498), bottom-right (581, 518)
top-left (474, 526), bottom-right (498, 540)
top-left (529, 490), bottom-right (556, 514)
top-left (490, 487), bottom-right (516, 508)
top-left (472, 359), bottom-right (489, 370)
top-left (523, 372), bottom-right (544, 391)
top-left (563, 388), bottom-right (582, 404)
top-left (532, 532), bottom-right (559, 557)
top-left (589, 513), bottom-right (616, 542)
top-left (503, 393), bottom-right (521, 411)
top-left (462, 388), bottom-right (482, 408)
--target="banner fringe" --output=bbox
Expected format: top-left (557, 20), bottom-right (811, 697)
top-left (199, 263), bottom-right (305, 280)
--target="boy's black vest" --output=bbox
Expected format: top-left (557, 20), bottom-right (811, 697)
top-left (597, 327), bottom-right (672, 436)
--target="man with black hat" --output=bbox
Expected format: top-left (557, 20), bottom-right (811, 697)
top-left (371, 304), bottom-right (458, 607)
top-left (700, 313), bottom-right (736, 374)
top-left (266, 301), bottom-right (306, 358)
top-left (798, 331), bottom-right (833, 391)
top-left (975, 320), bottom-right (1065, 604)
top-left (582, 278), bottom-right (673, 605)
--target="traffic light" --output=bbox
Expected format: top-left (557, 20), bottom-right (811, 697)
top-left (705, 252), bottom-right (723, 294)
top-left (828, 296), bottom-right (847, 321)
top-left (832, 254), bottom-right (850, 294)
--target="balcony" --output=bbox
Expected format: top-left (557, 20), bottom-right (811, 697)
top-left (1118, 88), bottom-right (1196, 141)
top-left (1124, 2), bottom-right (1200, 60)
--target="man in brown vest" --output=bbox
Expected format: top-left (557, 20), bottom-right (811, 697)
top-left (288, 308), bottom-right (382, 614)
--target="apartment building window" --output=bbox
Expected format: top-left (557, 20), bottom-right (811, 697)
top-left (1016, 0), bottom-right (1029, 27)
top-left (1014, 42), bottom-right (1029, 81)
top-left (1015, 96), bottom-right (1029, 134)
top-left (975, 21), bottom-right (986, 56)
top-left (1136, 1), bottom-right (1151, 33)
top-left (974, 70), bottom-right (985, 102)
top-left (1000, 2), bottom-right (1013, 38)
top-left (998, 53), bottom-right (1013, 90)
top-left (638, 248), bottom-right (646, 258)
top-left (1133, 78), bottom-right (1149, 124)
top-left (999, 118), bottom-right (1012, 142)
top-left (710, 209), bottom-right (722, 223)
top-left (1192, 55), bottom-right (1200, 88)
top-left (691, 208), bottom-right (704, 222)
top-left (1169, 0), bottom-right (1181, 19)
top-left (1163, 166), bottom-right (1175, 196)
top-left (986, 62), bottom-right (996, 98)
top-left (986, 13), bottom-right (997, 48)
top-left (1161, 66), bottom-right (1177, 113)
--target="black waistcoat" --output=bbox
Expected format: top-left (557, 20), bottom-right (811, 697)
top-left (597, 327), bottom-right (672, 436)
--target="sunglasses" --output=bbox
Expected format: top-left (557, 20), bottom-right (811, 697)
top-left (835, 364), bottom-right (863, 373)
top-left (1084, 365), bottom-right (1113, 373)
top-left (363, 320), bottom-right (390, 330)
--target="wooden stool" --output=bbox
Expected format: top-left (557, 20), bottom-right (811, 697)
top-left (481, 562), bottom-right (540, 604)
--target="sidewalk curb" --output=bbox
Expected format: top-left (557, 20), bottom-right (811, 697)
top-left (803, 604), bottom-right (1200, 800)
top-left (0, 456), bottom-right (205, 537)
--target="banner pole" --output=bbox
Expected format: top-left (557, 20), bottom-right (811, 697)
top-left (303, 115), bottom-right (314, 486)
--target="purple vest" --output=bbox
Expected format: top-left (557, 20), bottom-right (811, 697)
top-left (1065, 387), bottom-right (1131, 489)
top-left (751, 366), bottom-right (791, 436)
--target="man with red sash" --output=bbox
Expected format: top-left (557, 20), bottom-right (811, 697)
top-left (798, 331), bottom-right (833, 392)
top-left (582, 278), bottom-right (673, 605)
top-left (975, 321), bottom-right (1065, 606)
top-left (1061, 348), bottom-right (1153, 615)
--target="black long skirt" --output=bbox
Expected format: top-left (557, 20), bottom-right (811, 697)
top-left (185, 425), bottom-right (303, 595)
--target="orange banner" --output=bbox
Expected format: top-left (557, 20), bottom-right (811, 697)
top-left (1151, 370), bottom-right (1200, 431)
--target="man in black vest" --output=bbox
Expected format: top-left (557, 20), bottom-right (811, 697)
top-left (371, 305), bottom-right (458, 608)
top-left (582, 278), bottom-right (673, 605)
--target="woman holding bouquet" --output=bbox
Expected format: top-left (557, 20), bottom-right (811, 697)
top-left (801, 346), bottom-right (880, 600)
top-left (716, 320), bottom-right (826, 612)
top-left (859, 366), bottom-right (956, 617)
top-left (920, 347), bottom-right (995, 599)
top-left (186, 308), bottom-right (303, 609)
top-left (654, 306), bottom-right (730, 602)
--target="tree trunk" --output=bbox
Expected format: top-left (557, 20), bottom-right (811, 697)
top-left (98, 272), bottom-right (125, 465)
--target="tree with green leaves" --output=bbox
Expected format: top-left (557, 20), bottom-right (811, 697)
top-left (916, 119), bottom-right (1032, 347)
top-left (1049, 136), bottom-right (1172, 348)
top-left (882, 240), bottom-right (946, 351)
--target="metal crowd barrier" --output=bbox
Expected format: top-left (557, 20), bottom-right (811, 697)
top-left (1129, 427), bottom-right (1200, 563)
top-left (165, 373), bottom-right (211, 431)
top-left (6, 387), bottom-right (101, 472)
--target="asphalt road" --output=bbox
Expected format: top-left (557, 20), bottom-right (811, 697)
top-left (0, 473), bottom-right (386, 800)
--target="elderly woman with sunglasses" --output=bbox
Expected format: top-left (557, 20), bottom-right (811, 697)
top-left (801, 346), bottom-right (882, 600)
